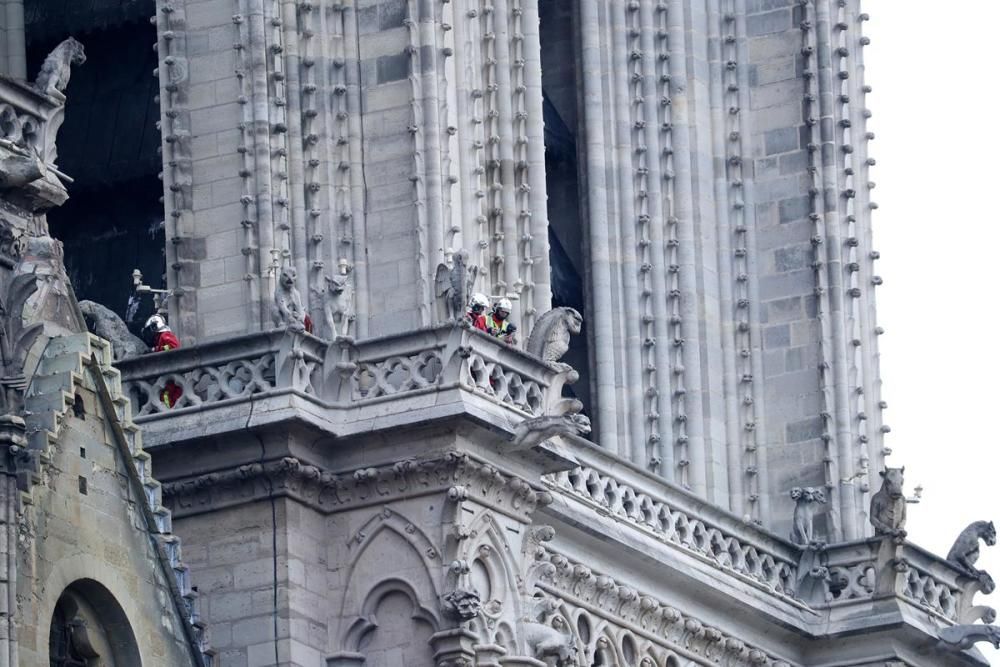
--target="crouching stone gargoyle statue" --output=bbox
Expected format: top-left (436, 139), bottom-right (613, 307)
top-left (789, 486), bottom-right (826, 547)
top-left (947, 520), bottom-right (996, 592)
top-left (526, 307), bottom-right (582, 369)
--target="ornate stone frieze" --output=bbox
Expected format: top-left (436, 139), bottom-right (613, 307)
top-left (163, 452), bottom-right (552, 520)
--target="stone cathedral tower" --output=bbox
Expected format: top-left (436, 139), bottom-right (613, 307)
top-left (1, 0), bottom-right (994, 665)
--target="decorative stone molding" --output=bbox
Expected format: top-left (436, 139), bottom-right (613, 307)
top-left (163, 452), bottom-right (553, 521)
top-left (531, 548), bottom-right (796, 667)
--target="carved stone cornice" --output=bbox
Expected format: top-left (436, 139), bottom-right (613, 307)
top-left (531, 547), bottom-right (796, 667)
top-left (163, 452), bottom-right (553, 520)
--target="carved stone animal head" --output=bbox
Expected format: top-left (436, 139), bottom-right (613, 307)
top-left (325, 273), bottom-right (348, 294)
top-left (279, 266), bottom-right (297, 290)
top-left (985, 522), bottom-right (997, 546)
top-left (565, 308), bottom-right (583, 335)
top-left (63, 38), bottom-right (87, 67)
top-left (790, 487), bottom-right (826, 504)
top-left (878, 467), bottom-right (905, 499)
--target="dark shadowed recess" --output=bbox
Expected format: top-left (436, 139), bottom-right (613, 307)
top-left (540, 0), bottom-right (590, 416)
top-left (26, 0), bottom-right (163, 327)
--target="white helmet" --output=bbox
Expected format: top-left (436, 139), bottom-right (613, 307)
top-left (470, 293), bottom-right (489, 310)
top-left (495, 298), bottom-right (513, 312)
top-left (144, 314), bottom-right (168, 333)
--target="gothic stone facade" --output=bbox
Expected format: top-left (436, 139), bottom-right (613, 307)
top-left (0, 0), bottom-right (994, 666)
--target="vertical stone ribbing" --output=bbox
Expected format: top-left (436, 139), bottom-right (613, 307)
top-left (458, 2), bottom-right (490, 277)
top-left (813, 0), bottom-right (860, 540)
top-left (633, 0), bottom-right (672, 474)
top-left (732, 1), bottom-right (770, 525)
top-left (342, 1), bottom-right (368, 337)
top-left (487, 0), bottom-right (521, 300)
top-left (709, 2), bottom-right (744, 517)
top-left (849, 3), bottom-right (888, 493)
top-left (404, 6), bottom-right (431, 325)
top-left (611, 0), bottom-right (643, 464)
top-left (799, 0), bottom-right (839, 535)
top-left (579, 0), bottom-right (620, 456)
top-left (519, 0), bottom-right (552, 320)
top-left (155, 0), bottom-right (195, 336)
top-left (664, 0), bottom-right (705, 493)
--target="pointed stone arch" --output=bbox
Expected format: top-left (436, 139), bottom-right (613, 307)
top-left (336, 508), bottom-right (442, 663)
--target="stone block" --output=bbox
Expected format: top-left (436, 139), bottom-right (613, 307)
top-left (785, 416), bottom-right (823, 443)
top-left (380, 0), bottom-right (408, 30)
top-left (764, 127), bottom-right (798, 155)
top-left (764, 323), bottom-right (790, 349)
top-left (747, 9), bottom-right (792, 37)
top-left (774, 245), bottom-right (810, 272)
top-left (376, 53), bottom-right (409, 84)
top-left (777, 196), bottom-right (809, 224)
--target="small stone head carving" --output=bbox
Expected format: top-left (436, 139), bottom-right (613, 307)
top-left (879, 467), bottom-right (905, 498)
top-left (279, 266), bottom-right (297, 289)
top-left (325, 272), bottom-right (348, 293)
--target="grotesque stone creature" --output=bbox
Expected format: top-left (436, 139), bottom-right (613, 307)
top-left (512, 412), bottom-right (592, 451)
top-left (947, 521), bottom-right (996, 578)
top-left (34, 37), bottom-right (87, 99)
top-left (939, 624), bottom-right (1000, 651)
top-left (525, 307), bottom-right (583, 366)
top-left (322, 273), bottom-right (354, 340)
top-left (271, 266), bottom-right (306, 332)
top-left (434, 249), bottom-right (478, 322)
top-left (78, 300), bottom-right (146, 361)
top-left (440, 588), bottom-right (482, 621)
top-left (870, 467), bottom-right (907, 538)
top-left (789, 486), bottom-right (827, 547)
top-left (522, 620), bottom-right (578, 667)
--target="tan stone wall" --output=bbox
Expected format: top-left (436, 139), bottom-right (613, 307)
top-left (16, 378), bottom-right (197, 666)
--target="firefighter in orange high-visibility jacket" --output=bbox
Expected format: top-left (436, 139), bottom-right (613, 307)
top-left (143, 314), bottom-right (183, 407)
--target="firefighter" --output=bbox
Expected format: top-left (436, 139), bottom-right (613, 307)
top-left (467, 293), bottom-right (490, 332)
top-left (143, 314), bottom-right (183, 407)
top-left (486, 298), bottom-right (517, 345)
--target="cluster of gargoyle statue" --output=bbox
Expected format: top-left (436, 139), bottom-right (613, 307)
top-left (789, 467), bottom-right (1000, 654)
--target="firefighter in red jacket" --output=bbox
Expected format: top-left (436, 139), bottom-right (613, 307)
top-left (467, 293), bottom-right (490, 332)
top-left (143, 314), bottom-right (183, 408)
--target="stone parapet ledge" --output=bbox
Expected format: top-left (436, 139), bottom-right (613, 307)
top-left (0, 76), bottom-right (71, 210)
top-left (543, 438), bottom-right (802, 600)
top-left (117, 323), bottom-right (576, 447)
top-left (823, 537), bottom-right (993, 625)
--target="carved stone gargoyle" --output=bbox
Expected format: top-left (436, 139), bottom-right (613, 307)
top-left (947, 520), bottom-right (996, 592)
top-left (525, 307), bottom-right (582, 369)
top-left (440, 588), bottom-right (482, 622)
top-left (510, 399), bottom-right (591, 451)
top-left (939, 624), bottom-right (1000, 651)
top-left (33, 37), bottom-right (87, 100)
top-left (271, 266), bottom-right (307, 332)
top-left (870, 466), bottom-right (907, 539)
top-left (434, 249), bottom-right (478, 322)
top-left (789, 486), bottom-right (826, 547)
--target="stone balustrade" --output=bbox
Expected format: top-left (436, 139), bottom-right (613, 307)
top-left (544, 441), bottom-right (802, 599)
top-left (118, 324), bottom-right (572, 426)
top-left (821, 538), bottom-right (992, 625)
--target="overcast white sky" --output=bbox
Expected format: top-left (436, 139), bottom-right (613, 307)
top-left (865, 1), bottom-right (1000, 657)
